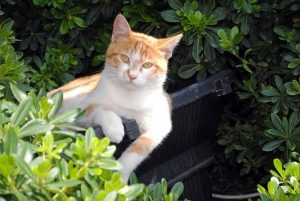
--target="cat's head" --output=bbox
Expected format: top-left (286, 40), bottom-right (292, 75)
top-left (105, 14), bottom-right (182, 89)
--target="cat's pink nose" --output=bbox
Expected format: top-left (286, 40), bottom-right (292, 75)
top-left (128, 74), bottom-right (137, 81)
top-left (127, 70), bottom-right (137, 81)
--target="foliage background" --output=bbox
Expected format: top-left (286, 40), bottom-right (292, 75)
top-left (0, 16), bottom-right (188, 200)
top-left (1, 0), bottom-right (300, 198)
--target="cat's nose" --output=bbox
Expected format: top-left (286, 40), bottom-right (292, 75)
top-left (127, 70), bottom-right (137, 81)
top-left (128, 74), bottom-right (137, 81)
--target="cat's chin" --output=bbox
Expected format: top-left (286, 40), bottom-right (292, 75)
top-left (123, 81), bottom-right (145, 89)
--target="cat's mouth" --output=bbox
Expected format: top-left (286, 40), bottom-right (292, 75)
top-left (127, 79), bottom-right (143, 86)
top-left (123, 73), bottom-right (143, 86)
top-left (121, 78), bottom-right (145, 88)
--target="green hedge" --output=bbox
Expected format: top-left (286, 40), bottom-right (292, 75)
top-left (1, 0), bottom-right (300, 199)
top-left (258, 159), bottom-right (300, 201)
top-left (0, 84), bottom-right (188, 200)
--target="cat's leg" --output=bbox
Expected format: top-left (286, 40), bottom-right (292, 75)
top-left (117, 111), bottom-right (172, 182)
top-left (91, 106), bottom-right (125, 143)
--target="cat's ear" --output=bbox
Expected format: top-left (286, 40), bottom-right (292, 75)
top-left (158, 33), bottom-right (183, 59)
top-left (112, 14), bottom-right (131, 42)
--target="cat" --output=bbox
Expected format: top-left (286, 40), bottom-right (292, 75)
top-left (48, 14), bottom-right (182, 182)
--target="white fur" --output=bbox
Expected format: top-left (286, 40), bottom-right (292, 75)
top-left (58, 63), bottom-right (171, 182)
top-left (118, 152), bottom-right (144, 180)
top-left (131, 50), bottom-right (141, 62)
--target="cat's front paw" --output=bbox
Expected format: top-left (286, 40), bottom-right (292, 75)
top-left (102, 123), bottom-right (125, 143)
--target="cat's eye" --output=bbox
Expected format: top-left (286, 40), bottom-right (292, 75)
top-left (142, 62), bottom-right (153, 69)
top-left (120, 54), bottom-right (130, 64)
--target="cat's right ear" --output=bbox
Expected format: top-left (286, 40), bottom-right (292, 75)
top-left (112, 14), bottom-right (131, 42)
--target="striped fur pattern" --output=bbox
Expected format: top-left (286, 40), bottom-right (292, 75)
top-left (48, 14), bottom-right (182, 182)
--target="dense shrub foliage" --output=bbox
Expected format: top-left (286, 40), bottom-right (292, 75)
top-left (0, 85), bottom-right (188, 201)
top-left (0, 9), bottom-right (189, 200)
top-left (258, 159), bottom-right (300, 201)
top-left (0, 0), bottom-right (300, 199)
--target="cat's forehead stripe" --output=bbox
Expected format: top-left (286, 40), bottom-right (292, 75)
top-left (130, 42), bottom-right (151, 61)
top-left (132, 32), bottom-right (155, 44)
top-left (130, 41), bottom-right (139, 54)
top-left (131, 50), bottom-right (141, 62)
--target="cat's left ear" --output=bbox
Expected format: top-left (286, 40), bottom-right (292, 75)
top-left (158, 33), bottom-right (183, 59)
top-left (112, 14), bottom-right (131, 42)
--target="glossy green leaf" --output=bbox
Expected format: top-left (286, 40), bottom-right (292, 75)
top-left (230, 26), bottom-right (239, 38)
top-left (271, 113), bottom-right (285, 134)
top-left (4, 126), bottom-right (17, 155)
top-left (203, 40), bottom-right (215, 61)
top-left (50, 108), bottom-right (82, 124)
top-left (129, 172), bottom-right (138, 185)
top-left (72, 16), bottom-right (87, 28)
top-left (118, 184), bottom-right (144, 201)
top-left (154, 183), bottom-right (162, 200)
top-left (45, 167), bottom-right (59, 183)
top-left (205, 31), bottom-right (219, 48)
top-left (161, 10), bottom-right (180, 22)
top-left (289, 112), bottom-right (300, 132)
top-left (91, 189), bottom-right (100, 201)
top-left (10, 83), bottom-right (27, 103)
top-left (91, 54), bottom-right (106, 67)
top-left (242, 0), bottom-right (253, 13)
top-left (101, 145), bottom-right (116, 158)
top-left (274, 75), bottom-right (283, 90)
top-left (104, 191), bottom-right (117, 201)
top-left (59, 20), bottom-right (69, 34)
top-left (212, 7), bottom-right (227, 21)
top-left (0, 154), bottom-right (15, 177)
top-left (262, 140), bottom-right (284, 151)
top-left (284, 54), bottom-right (295, 62)
top-left (261, 86), bottom-right (279, 97)
top-left (81, 183), bottom-right (91, 199)
top-left (168, 0), bottom-right (183, 10)
top-left (241, 15), bottom-right (250, 34)
top-left (171, 182), bottom-right (184, 197)
top-left (98, 158), bottom-right (122, 170)
top-left (85, 127), bottom-right (95, 154)
top-left (267, 129), bottom-right (283, 137)
top-left (16, 156), bottom-right (34, 178)
top-left (48, 91), bottom-right (63, 118)
top-left (161, 178), bottom-right (167, 195)
top-left (10, 98), bottom-right (32, 126)
top-left (273, 159), bottom-right (283, 174)
top-left (177, 64), bottom-right (197, 79)
top-left (217, 29), bottom-right (228, 41)
top-left (18, 119), bottom-right (54, 138)
top-left (192, 37), bottom-right (202, 63)
top-left (233, 32), bottom-right (243, 45)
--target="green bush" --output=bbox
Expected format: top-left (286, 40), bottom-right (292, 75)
top-left (0, 10), bottom-right (190, 201)
top-left (0, 85), bottom-right (189, 201)
top-left (257, 158), bottom-right (300, 201)
top-left (1, 0), bottom-right (300, 198)
top-left (0, 19), bottom-right (30, 98)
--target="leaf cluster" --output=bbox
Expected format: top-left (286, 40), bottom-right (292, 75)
top-left (257, 158), bottom-right (300, 201)
top-left (0, 85), bottom-right (189, 201)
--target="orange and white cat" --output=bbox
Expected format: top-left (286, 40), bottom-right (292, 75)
top-left (48, 14), bottom-right (182, 182)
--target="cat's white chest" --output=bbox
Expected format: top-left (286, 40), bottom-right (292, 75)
top-left (86, 77), bottom-right (161, 119)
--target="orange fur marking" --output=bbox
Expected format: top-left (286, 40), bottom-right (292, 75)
top-left (128, 135), bottom-right (155, 154)
top-left (47, 73), bottom-right (101, 98)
